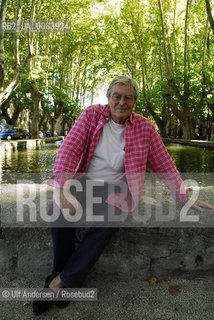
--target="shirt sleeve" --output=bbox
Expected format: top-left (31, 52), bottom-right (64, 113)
top-left (48, 108), bottom-right (90, 189)
top-left (147, 124), bottom-right (190, 203)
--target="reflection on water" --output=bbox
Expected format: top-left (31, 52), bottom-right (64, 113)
top-left (166, 144), bottom-right (214, 173)
top-left (0, 144), bottom-right (58, 183)
top-left (1, 144), bottom-right (58, 173)
top-left (0, 142), bottom-right (214, 183)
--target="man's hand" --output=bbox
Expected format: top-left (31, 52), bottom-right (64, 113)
top-left (191, 200), bottom-right (214, 212)
top-left (54, 187), bottom-right (78, 216)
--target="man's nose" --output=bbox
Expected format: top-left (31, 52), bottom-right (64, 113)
top-left (119, 96), bottom-right (126, 105)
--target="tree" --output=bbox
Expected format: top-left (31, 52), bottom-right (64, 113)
top-left (1, 0), bottom-right (213, 141)
top-left (205, 0), bottom-right (214, 34)
top-left (0, 0), bottom-right (33, 108)
top-left (103, 0), bottom-right (213, 139)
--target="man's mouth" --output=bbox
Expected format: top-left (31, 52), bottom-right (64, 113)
top-left (115, 107), bottom-right (128, 111)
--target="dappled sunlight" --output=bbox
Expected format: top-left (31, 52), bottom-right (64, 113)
top-left (90, 0), bottom-right (123, 18)
top-left (26, 140), bottom-right (37, 149)
top-left (0, 152), bottom-right (2, 183)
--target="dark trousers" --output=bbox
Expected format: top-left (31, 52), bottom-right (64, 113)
top-left (51, 224), bottom-right (118, 287)
top-left (50, 178), bottom-right (120, 287)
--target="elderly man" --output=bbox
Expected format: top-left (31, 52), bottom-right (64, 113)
top-left (33, 76), bottom-right (214, 316)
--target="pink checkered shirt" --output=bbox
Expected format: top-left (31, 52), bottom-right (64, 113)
top-left (49, 104), bottom-right (189, 212)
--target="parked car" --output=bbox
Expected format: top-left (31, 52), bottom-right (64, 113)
top-left (38, 131), bottom-right (43, 138)
top-left (14, 128), bottom-right (30, 139)
top-left (45, 131), bottom-right (51, 137)
top-left (0, 123), bottom-right (15, 140)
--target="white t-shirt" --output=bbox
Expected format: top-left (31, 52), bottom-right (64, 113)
top-left (86, 117), bottom-right (125, 182)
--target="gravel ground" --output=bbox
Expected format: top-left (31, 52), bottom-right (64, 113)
top-left (0, 272), bottom-right (214, 320)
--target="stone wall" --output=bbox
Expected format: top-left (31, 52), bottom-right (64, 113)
top-left (0, 226), bottom-right (214, 280)
top-left (0, 182), bottom-right (214, 280)
top-left (0, 136), bottom-right (64, 153)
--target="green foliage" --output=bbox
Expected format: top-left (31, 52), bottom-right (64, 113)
top-left (1, 0), bottom-right (214, 136)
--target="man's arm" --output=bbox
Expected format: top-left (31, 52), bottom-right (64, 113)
top-left (48, 108), bottom-right (91, 189)
top-left (147, 125), bottom-right (214, 211)
top-left (185, 196), bottom-right (214, 211)
top-left (53, 187), bottom-right (78, 216)
top-left (147, 124), bottom-right (189, 203)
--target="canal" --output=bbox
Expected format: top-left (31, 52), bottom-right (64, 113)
top-left (0, 142), bottom-right (214, 183)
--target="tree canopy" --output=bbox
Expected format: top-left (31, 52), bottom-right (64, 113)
top-left (0, 0), bottom-right (213, 138)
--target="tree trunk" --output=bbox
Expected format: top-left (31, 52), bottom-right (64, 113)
top-left (0, 53), bottom-right (32, 106)
top-left (205, 0), bottom-right (214, 35)
top-left (183, 0), bottom-right (191, 102)
top-left (158, 0), bottom-right (201, 140)
top-left (146, 101), bottom-right (168, 137)
top-left (30, 81), bottom-right (43, 138)
top-left (183, 116), bottom-right (195, 140)
top-left (0, 0), bottom-right (34, 107)
top-left (13, 0), bottom-right (22, 69)
top-left (0, 0), bottom-right (8, 91)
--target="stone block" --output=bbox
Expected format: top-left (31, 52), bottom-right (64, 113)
top-left (0, 226), bottom-right (214, 280)
top-left (0, 239), bottom-right (12, 271)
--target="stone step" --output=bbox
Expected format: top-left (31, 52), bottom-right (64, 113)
top-left (1, 226), bottom-right (214, 280)
top-left (0, 136), bottom-right (64, 153)
top-left (1, 183), bottom-right (214, 280)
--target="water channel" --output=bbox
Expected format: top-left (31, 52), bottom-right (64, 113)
top-left (0, 142), bottom-right (214, 184)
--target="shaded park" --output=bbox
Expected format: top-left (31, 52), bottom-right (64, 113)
top-left (1, 1), bottom-right (214, 319)
top-left (0, 0), bottom-right (213, 140)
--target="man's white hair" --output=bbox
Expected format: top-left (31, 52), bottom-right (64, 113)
top-left (106, 76), bottom-right (139, 102)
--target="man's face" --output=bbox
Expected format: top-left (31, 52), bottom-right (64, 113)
top-left (108, 83), bottom-right (136, 124)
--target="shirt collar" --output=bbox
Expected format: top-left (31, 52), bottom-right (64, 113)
top-left (102, 105), bottom-right (111, 120)
top-left (129, 113), bottom-right (135, 125)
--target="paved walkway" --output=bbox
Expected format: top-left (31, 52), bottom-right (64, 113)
top-left (1, 137), bottom-right (214, 154)
top-left (163, 138), bottom-right (214, 149)
top-left (0, 272), bottom-right (214, 320)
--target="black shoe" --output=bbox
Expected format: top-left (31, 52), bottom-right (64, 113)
top-left (32, 275), bottom-right (55, 316)
top-left (46, 275), bottom-right (70, 308)
top-left (55, 299), bottom-right (70, 308)
top-left (45, 275), bottom-right (70, 308)
top-left (33, 298), bottom-right (52, 316)
top-left (44, 274), bottom-right (56, 287)
top-left (43, 274), bottom-right (70, 308)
